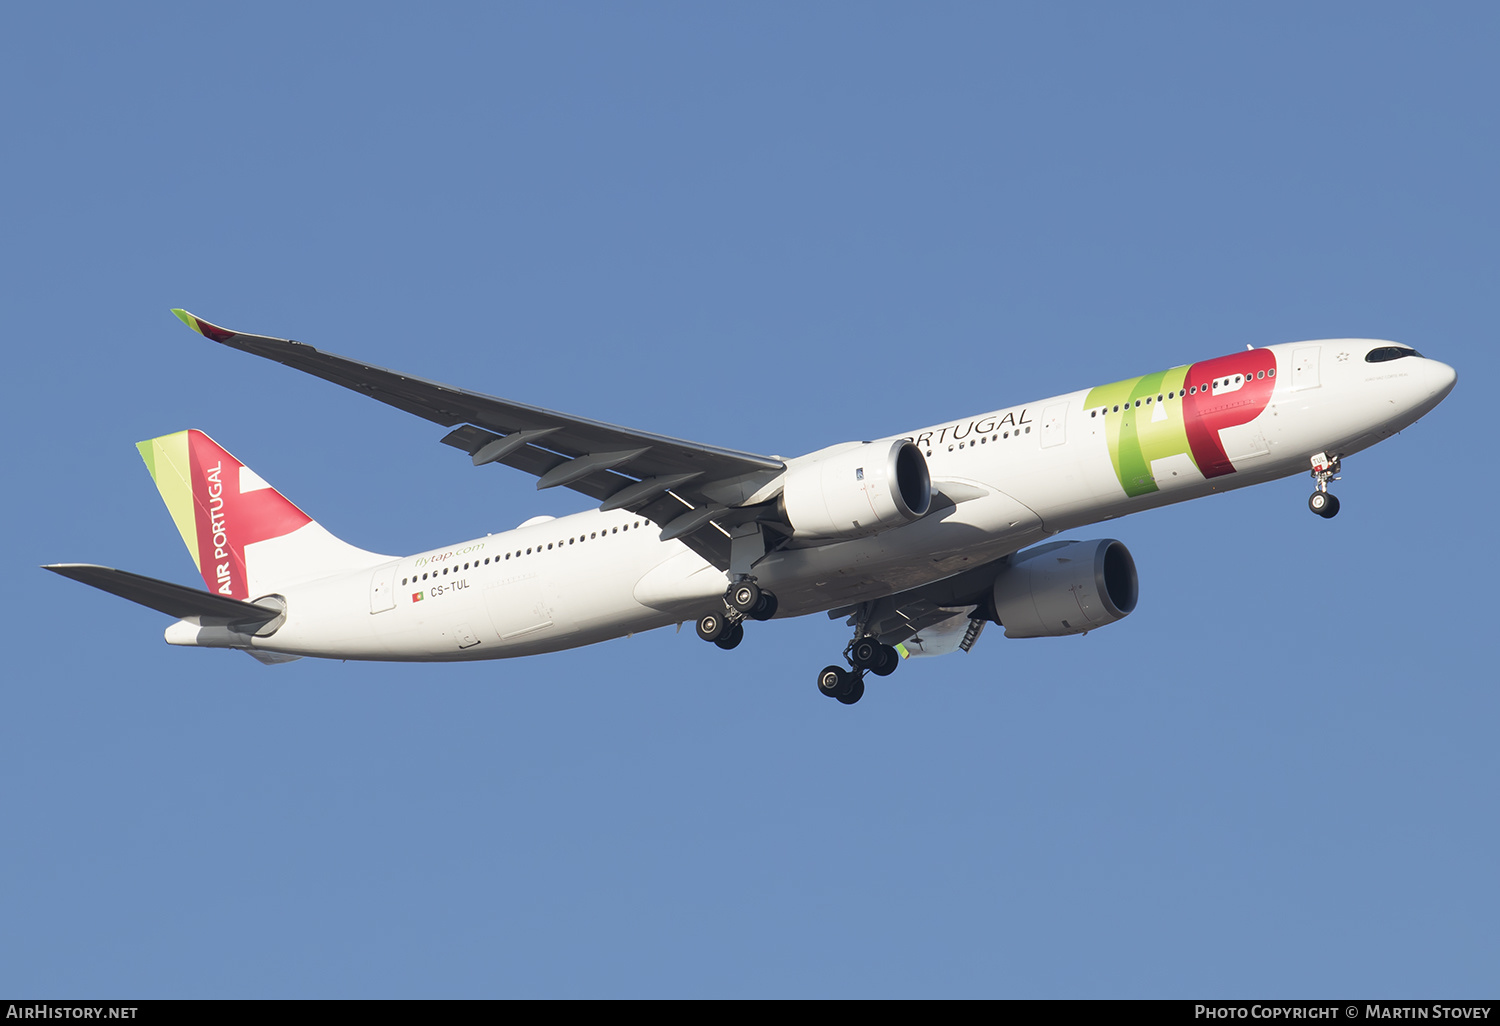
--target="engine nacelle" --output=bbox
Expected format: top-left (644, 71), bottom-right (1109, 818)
top-left (988, 539), bottom-right (1138, 638)
top-left (778, 439), bottom-right (931, 540)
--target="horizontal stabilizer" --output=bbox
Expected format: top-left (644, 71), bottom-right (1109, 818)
top-left (42, 564), bottom-right (283, 623)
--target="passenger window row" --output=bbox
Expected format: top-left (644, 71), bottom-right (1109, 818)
top-left (1089, 369), bottom-right (1276, 419)
top-left (925, 425), bottom-right (1031, 457)
top-left (402, 521), bottom-right (646, 586)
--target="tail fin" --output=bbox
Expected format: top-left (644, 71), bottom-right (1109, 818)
top-left (137, 430), bottom-right (388, 599)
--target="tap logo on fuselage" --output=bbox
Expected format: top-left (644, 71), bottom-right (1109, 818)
top-left (1085, 350), bottom-right (1279, 497)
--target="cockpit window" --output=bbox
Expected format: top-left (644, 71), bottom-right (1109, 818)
top-left (1365, 346), bottom-right (1423, 363)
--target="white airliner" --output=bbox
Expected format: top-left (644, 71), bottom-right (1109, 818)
top-left (46, 311), bottom-right (1456, 704)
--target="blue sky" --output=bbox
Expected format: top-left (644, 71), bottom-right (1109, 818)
top-left (3, 3), bottom-right (1495, 998)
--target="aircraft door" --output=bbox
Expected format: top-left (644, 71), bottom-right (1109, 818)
top-left (1293, 347), bottom-right (1321, 391)
top-left (370, 564), bottom-right (398, 613)
top-left (1040, 402), bottom-right (1068, 448)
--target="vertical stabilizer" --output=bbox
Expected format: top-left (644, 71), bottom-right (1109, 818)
top-left (137, 430), bottom-right (389, 599)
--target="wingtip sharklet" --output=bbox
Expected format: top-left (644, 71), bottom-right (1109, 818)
top-left (170, 308), bottom-right (236, 342)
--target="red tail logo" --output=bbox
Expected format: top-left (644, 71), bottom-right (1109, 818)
top-left (186, 431), bottom-right (311, 599)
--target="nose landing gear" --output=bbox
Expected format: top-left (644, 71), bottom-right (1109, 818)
top-left (1308, 452), bottom-right (1342, 519)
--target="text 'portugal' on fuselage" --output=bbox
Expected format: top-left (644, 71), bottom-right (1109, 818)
top-left (44, 313), bottom-right (1456, 705)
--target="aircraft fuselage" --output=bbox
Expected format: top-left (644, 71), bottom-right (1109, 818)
top-left (167, 338), bottom-right (1456, 661)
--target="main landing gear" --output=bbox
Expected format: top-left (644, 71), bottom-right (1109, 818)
top-left (1308, 452), bottom-right (1342, 519)
top-left (816, 615), bottom-right (901, 706)
top-left (696, 578), bottom-right (779, 651)
top-left (696, 582), bottom-right (905, 707)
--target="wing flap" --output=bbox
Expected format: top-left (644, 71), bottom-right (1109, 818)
top-left (442, 425), bottom-right (629, 502)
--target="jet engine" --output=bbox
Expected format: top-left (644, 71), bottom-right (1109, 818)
top-left (777, 439), bottom-right (931, 540)
top-left (986, 539), bottom-right (1138, 638)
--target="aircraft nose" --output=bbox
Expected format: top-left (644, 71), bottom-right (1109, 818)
top-left (1427, 359), bottom-right (1457, 401)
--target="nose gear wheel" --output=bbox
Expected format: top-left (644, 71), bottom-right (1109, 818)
top-left (1308, 452), bottom-right (1342, 519)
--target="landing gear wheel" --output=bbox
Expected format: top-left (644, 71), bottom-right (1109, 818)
top-left (714, 622), bottom-right (744, 650)
top-left (696, 612), bottom-right (728, 642)
top-left (1309, 492), bottom-right (1340, 518)
top-left (870, 644), bottom-right (899, 676)
top-left (1308, 453), bottom-right (1343, 518)
top-left (729, 581), bottom-right (762, 614)
top-left (818, 665), bottom-right (857, 700)
top-left (750, 591), bottom-right (779, 621)
top-left (850, 637), bottom-right (882, 671)
top-left (836, 675), bottom-right (866, 705)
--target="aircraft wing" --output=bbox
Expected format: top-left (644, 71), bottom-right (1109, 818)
top-left (172, 310), bottom-right (788, 568)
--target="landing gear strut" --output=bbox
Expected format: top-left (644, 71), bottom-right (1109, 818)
top-left (1308, 452), bottom-right (1342, 519)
